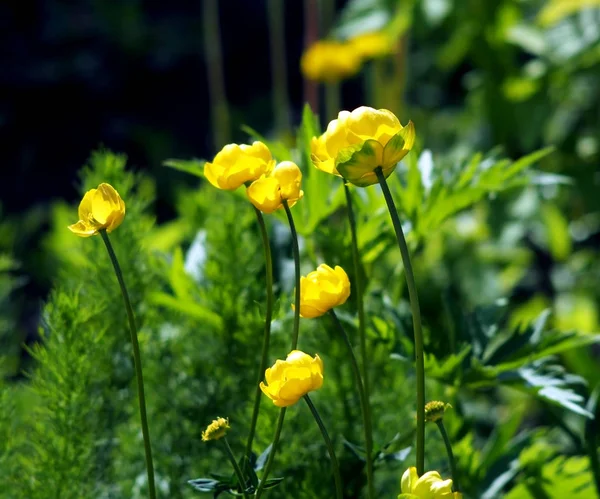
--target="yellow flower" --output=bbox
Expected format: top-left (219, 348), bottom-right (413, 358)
top-left (68, 183), bottom-right (126, 237)
top-left (301, 40), bottom-right (363, 83)
top-left (349, 31), bottom-right (398, 60)
top-left (260, 350), bottom-right (324, 407)
top-left (204, 141), bottom-right (275, 190)
top-left (424, 401), bottom-right (452, 423)
top-left (201, 417), bottom-right (230, 442)
top-left (298, 264), bottom-right (351, 318)
top-left (311, 106), bottom-right (415, 187)
top-left (399, 467), bottom-right (461, 498)
top-left (246, 161), bottom-right (304, 214)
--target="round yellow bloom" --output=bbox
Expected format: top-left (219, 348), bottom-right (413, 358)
top-left (260, 350), bottom-right (324, 407)
top-left (298, 264), bottom-right (350, 319)
top-left (311, 106), bottom-right (415, 187)
top-left (349, 31), bottom-right (398, 60)
top-left (246, 161), bottom-right (304, 214)
top-left (400, 467), bottom-right (461, 498)
top-left (201, 417), bottom-right (230, 442)
top-left (68, 183), bottom-right (126, 237)
top-left (301, 40), bottom-right (363, 83)
top-left (204, 141), bottom-right (275, 190)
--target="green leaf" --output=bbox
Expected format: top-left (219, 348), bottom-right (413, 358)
top-left (148, 292), bottom-right (223, 329)
top-left (164, 158), bottom-right (206, 178)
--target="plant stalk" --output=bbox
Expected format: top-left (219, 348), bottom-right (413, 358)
top-left (374, 166), bottom-right (425, 475)
top-left (329, 310), bottom-right (375, 498)
top-left (245, 208), bottom-right (274, 459)
top-left (283, 200), bottom-right (301, 350)
top-left (267, 0), bottom-right (291, 135)
top-left (223, 437), bottom-right (250, 499)
top-left (435, 420), bottom-right (459, 492)
top-left (255, 408), bottom-right (286, 499)
top-left (304, 395), bottom-right (343, 499)
top-left (100, 230), bottom-right (156, 499)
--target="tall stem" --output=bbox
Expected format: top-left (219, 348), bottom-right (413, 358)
top-left (245, 208), bottom-right (274, 459)
top-left (329, 310), bottom-right (375, 498)
top-left (203, 0), bottom-right (230, 150)
top-left (325, 82), bottom-right (340, 121)
top-left (374, 166), bottom-right (425, 475)
top-left (283, 200), bottom-right (301, 350)
top-left (303, 395), bottom-right (343, 499)
top-left (303, 0), bottom-right (319, 113)
top-left (255, 408), bottom-right (286, 499)
top-left (435, 420), bottom-right (459, 492)
top-left (100, 231), bottom-right (156, 499)
top-left (222, 437), bottom-right (250, 499)
top-left (267, 0), bottom-right (291, 135)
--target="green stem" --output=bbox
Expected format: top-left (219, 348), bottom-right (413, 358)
top-left (222, 437), bottom-right (250, 499)
top-left (100, 231), bottom-right (156, 499)
top-left (303, 395), bottom-right (343, 499)
top-left (585, 386), bottom-right (600, 496)
top-left (435, 420), bottom-right (459, 492)
top-left (374, 166), bottom-right (425, 475)
top-left (283, 200), bottom-right (301, 350)
top-left (245, 208), bottom-right (274, 460)
top-left (329, 310), bottom-right (375, 498)
top-left (267, 0), bottom-right (291, 135)
top-left (255, 408), bottom-right (287, 499)
top-left (325, 82), bottom-right (340, 121)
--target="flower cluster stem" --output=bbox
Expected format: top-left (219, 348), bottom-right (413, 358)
top-left (283, 200), bottom-right (301, 350)
top-left (222, 437), bottom-right (250, 499)
top-left (100, 230), bottom-right (156, 499)
top-left (374, 167), bottom-right (425, 475)
top-left (435, 420), bottom-right (459, 492)
top-left (245, 208), bottom-right (274, 459)
top-left (255, 408), bottom-right (287, 499)
top-left (329, 310), bottom-right (375, 498)
top-left (304, 395), bottom-right (343, 499)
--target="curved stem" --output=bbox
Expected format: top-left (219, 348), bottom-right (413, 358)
top-left (100, 231), bottom-right (156, 499)
top-left (255, 408), bottom-right (287, 499)
top-left (245, 208), bottom-right (274, 459)
top-left (303, 395), bottom-right (343, 499)
top-left (329, 310), bottom-right (375, 498)
top-left (374, 166), bottom-right (425, 475)
top-left (283, 200), bottom-right (301, 350)
top-left (435, 421), bottom-right (459, 492)
top-left (222, 437), bottom-right (250, 499)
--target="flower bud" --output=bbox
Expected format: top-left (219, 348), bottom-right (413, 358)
top-left (297, 264), bottom-right (351, 318)
top-left (68, 183), bottom-right (126, 237)
top-left (201, 417), bottom-right (230, 442)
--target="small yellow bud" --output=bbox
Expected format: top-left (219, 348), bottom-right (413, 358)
top-left (424, 401), bottom-right (452, 423)
top-left (296, 264), bottom-right (351, 318)
top-left (201, 417), bottom-right (230, 442)
top-left (68, 183), bottom-right (126, 237)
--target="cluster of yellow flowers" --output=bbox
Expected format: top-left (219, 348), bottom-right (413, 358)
top-left (302, 32), bottom-right (398, 83)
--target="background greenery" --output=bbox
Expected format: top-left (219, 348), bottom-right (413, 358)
top-left (1, 0), bottom-right (600, 497)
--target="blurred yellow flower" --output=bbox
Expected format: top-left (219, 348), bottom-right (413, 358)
top-left (204, 141), bottom-right (275, 190)
top-left (349, 31), bottom-right (398, 60)
top-left (68, 183), bottom-right (126, 237)
top-left (399, 467), bottom-right (461, 498)
top-left (301, 40), bottom-right (362, 83)
top-left (297, 264), bottom-right (350, 318)
top-left (260, 350), bottom-right (324, 407)
top-left (246, 161), bottom-right (304, 214)
top-left (201, 417), bottom-right (230, 442)
top-left (311, 106), bottom-right (415, 187)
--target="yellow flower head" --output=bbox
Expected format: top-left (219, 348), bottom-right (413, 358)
top-left (311, 106), bottom-right (415, 187)
top-left (297, 264), bottom-right (351, 318)
top-left (301, 40), bottom-right (363, 83)
top-left (201, 417), bottom-right (230, 442)
top-left (260, 350), bottom-right (324, 407)
top-left (424, 401), bottom-right (452, 423)
top-left (68, 183), bottom-right (126, 237)
top-left (246, 161), bottom-right (304, 214)
top-left (399, 467), bottom-right (461, 498)
top-left (349, 31), bottom-right (398, 60)
top-left (204, 141), bottom-right (275, 190)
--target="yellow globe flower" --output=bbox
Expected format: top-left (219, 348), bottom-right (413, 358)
top-left (204, 141), bottom-right (275, 190)
top-left (311, 106), bottom-right (415, 187)
top-left (301, 40), bottom-right (363, 83)
top-left (246, 161), bottom-right (304, 214)
top-left (298, 264), bottom-right (351, 318)
top-left (399, 467), bottom-right (462, 498)
top-left (260, 350), bottom-right (324, 407)
top-left (68, 183), bottom-right (126, 237)
top-left (349, 31), bottom-right (398, 60)
top-left (201, 417), bottom-right (230, 442)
